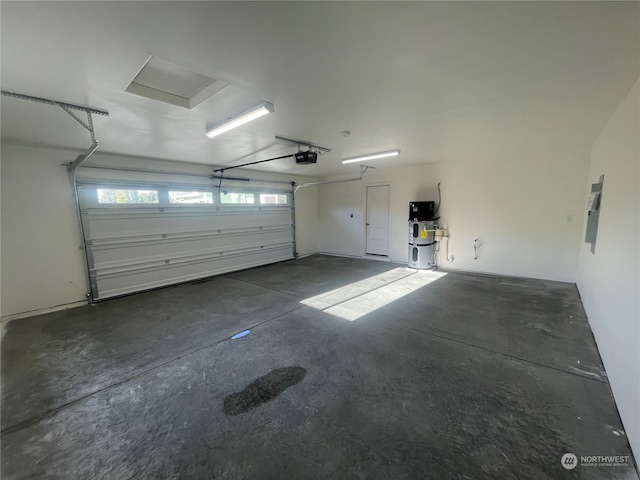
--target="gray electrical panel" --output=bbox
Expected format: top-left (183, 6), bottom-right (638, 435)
top-left (585, 175), bottom-right (604, 254)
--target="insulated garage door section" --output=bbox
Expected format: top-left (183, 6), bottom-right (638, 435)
top-left (77, 181), bottom-right (294, 300)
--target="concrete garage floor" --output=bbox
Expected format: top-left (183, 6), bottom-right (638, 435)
top-left (1, 255), bottom-right (637, 479)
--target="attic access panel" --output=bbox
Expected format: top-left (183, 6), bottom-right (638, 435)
top-left (126, 55), bottom-right (228, 109)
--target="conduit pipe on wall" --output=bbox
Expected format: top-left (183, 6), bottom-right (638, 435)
top-left (444, 232), bottom-right (455, 263)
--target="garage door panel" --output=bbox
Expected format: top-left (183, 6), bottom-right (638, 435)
top-left (85, 224), bottom-right (290, 246)
top-left (92, 245), bottom-right (294, 300)
top-left (83, 210), bottom-right (292, 239)
top-left (78, 182), bottom-right (295, 300)
top-left (91, 230), bottom-right (293, 267)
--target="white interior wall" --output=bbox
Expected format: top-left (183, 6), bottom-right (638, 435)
top-left (318, 183), bottom-right (365, 258)
top-left (577, 78), bottom-right (640, 459)
top-left (318, 144), bottom-right (590, 282)
top-left (0, 145), bottom-right (88, 318)
top-left (0, 144), bottom-right (318, 319)
top-left (293, 185), bottom-right (318, 258)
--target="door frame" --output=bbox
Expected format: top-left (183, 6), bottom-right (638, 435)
top-left (362, 182), bottom-right (391, 260)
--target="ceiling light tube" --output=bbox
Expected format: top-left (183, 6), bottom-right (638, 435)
top-left (342, 149), bottom-right (400, 164)
top-left (206, 101), bottom-right (274, 139)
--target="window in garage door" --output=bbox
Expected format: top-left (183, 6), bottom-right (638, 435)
top-left (168, 191), bottom-right (214, 204)
top-left (77, 181), bottom-right (295, 301)
top-left (220, 192), bottom-right (255, 204)
top-left (97, 188), bottom-right (159, 204)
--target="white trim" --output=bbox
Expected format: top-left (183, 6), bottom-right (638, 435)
top-left (317, 251), bottom-right (362, 259)
top-left (1, 300), bottom-right (87, 323)
top-left (363, 254), bottom-right (391, 262)
top-left (436, 265), bottom-right (574, 283)
top-left (318, 251), bottom-right (392, 263)
top-left (295, 252), bottom-right (318, 260)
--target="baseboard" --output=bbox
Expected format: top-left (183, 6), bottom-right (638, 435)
top-left (363, 254), bottom-right (391, 262)
top-left (1, 300), bottom-right (87, 324)
top-left (435, 265), bottom-right (576, 285)
top-left (295, 252), bottom-right (319, 260)
top-left (317, 251), bottom-right (362, 259)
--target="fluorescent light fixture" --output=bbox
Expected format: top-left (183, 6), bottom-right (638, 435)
top-left (342, 149), bottom-right (400, 164)
top-left (206, 101), bottom-right (274, 139)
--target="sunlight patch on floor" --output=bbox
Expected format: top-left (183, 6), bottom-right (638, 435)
top-left (301, 268), bottom-right (447, 321)
top-left (301, 267), bottom-right (413, 310)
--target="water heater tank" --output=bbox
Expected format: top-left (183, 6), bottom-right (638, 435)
top-left (408, 220), bottom-right (436, 269)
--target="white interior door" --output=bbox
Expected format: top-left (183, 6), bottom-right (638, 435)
top-left (366, 185), bottom-right (390, 256)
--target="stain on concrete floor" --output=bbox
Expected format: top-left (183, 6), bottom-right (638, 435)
top-left (223, 366), bottom-right (306, 415)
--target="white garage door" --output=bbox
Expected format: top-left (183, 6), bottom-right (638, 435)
top-left (77, 179), bottom-right (295, 301)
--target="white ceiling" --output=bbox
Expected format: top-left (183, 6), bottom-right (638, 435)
top-left (1, 2), bottom-right (638, 178)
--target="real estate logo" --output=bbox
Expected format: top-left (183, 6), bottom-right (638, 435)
top-left (560, 452), bottom-right (630, 470)
top-left (561, 453), bottom-right (578, 470)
